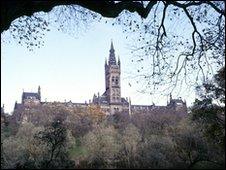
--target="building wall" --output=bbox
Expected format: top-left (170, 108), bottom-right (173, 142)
top-left (23, 99), bottom-right (41, 106)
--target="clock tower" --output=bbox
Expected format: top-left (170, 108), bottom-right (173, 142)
top-left (105, 41), bottom-right (122, 113)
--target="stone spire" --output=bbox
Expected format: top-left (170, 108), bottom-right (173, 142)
top-left (170, 93), bottom-right (172, 101)
top-left (105, 57), bottom-right (107, 64)
top-left (38, 86), bottom-right (41, 94)
top-left (105, 57), bottom-right (108, 68)
top-left (14, 101), bottom-right (18, 110)
top-left (118, 55), bottom-right (120, 66)
top-left (38, 85), bottom-right (41, 100)
top-left (110, 40), bottom-right (114, 50)
top-left (109, 40), bottom-right (116, 65)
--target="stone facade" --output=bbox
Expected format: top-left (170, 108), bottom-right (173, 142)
top-left (14, 41), bottom-right (187, 116)
top-left (92, 41), bottom-right (129, 114)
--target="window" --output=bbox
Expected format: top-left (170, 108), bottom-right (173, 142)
top-left (115, 77), bottom-right (119, 85)
top-left (112, 76), bottom-right (115, 82)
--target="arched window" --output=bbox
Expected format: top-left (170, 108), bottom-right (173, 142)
top-left (112, 76), bottom-right (115, 82)
top-left (115, 76), bottom-right (119, 85)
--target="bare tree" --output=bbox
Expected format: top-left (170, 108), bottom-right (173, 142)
top-left (120, 1), bottom-right (225, 96)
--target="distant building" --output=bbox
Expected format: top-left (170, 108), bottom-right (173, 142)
top-left (14, 41), bottom-right (187, 117)
top-left (22, 86), bottom-right (41, 105)
top-left (14, 86), bottom-right (41, 110)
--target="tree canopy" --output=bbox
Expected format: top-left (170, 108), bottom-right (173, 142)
top-left (1, 1), bottom-right (225, 33)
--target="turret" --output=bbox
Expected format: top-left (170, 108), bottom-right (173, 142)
top-left (169, 93), bottom-right (172, 102)
top-left (92, 93), bottom-right (96, 103)
top-left (38, 85), bottom-right (41, 101)
top-left (14, 101), bottom-right (18, 110)
top-left (105, 57), bottom-right (108, 66)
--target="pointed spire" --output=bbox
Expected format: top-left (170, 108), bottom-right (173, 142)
top-left (38, 85), bottom-right (41, 101)
top-left (109, 40), bottom-right (116, 65)
top-left (38, 85), bottom-right (41, 93)
top-left (118, 55), bottom-right (120, 66)
top-left (105, 57), bottom-right (108, 66)
top-left (14, 101), bottom-right (18, 110)
top-left (110, 39), bottom-right (114, 51)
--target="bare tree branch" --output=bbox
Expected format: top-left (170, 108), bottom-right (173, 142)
top-left (1, 1), bottom-right (224, 33)
top-left (1, 0), bottom-right (159, 32)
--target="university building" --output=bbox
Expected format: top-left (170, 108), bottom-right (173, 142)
top-left (14, 41), bottom-right (187, 116)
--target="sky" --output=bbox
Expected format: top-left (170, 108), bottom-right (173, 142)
top-left (1, 7), bottom-right (197, 113)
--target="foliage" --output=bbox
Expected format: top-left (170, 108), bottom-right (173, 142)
top-left (196, 66), bottom-right (225, 104)
top-left (82, 123), bottom-right (121, 168)
top-left (34, 117), bottom-right (75, 169)
top-left (172, 119), bottom-right (224, 169)
top-left (2, 113), bottom-right (225, 169)
top-left (65, 105), bottom-right (106, 138)
top-left (191, 66), bottom-right (225, 149)
top-left (108, 111), bottom-right (130, 130)
top-left (2, 122), bottom-right (45, 169)
top-left (131, 110), bottom-right (181, 140)
top-left (2, 119), bottom-right (76, 169)
top-left (170, 120), bottom-right (208, 168)
top-left (69, 138), bottom-right (87, 162)
top-left (116, 123), bottom-right (141, 168)
top-left (137, 134), bottom-right (175, 169)
top-left (186, 66), bottom-right (225, 168)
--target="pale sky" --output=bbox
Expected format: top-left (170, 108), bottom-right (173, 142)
top-left (1, 6), bottom-right (198, 113)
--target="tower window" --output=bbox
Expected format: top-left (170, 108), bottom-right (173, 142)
top-left (112, 76), bottom-right (115, 82)
top-left (115, 79), bottom-right (118, 85)
top-left (115, 76), bottom-right (119, 84)
top-left (114, 107), bottom-right (119, 111)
